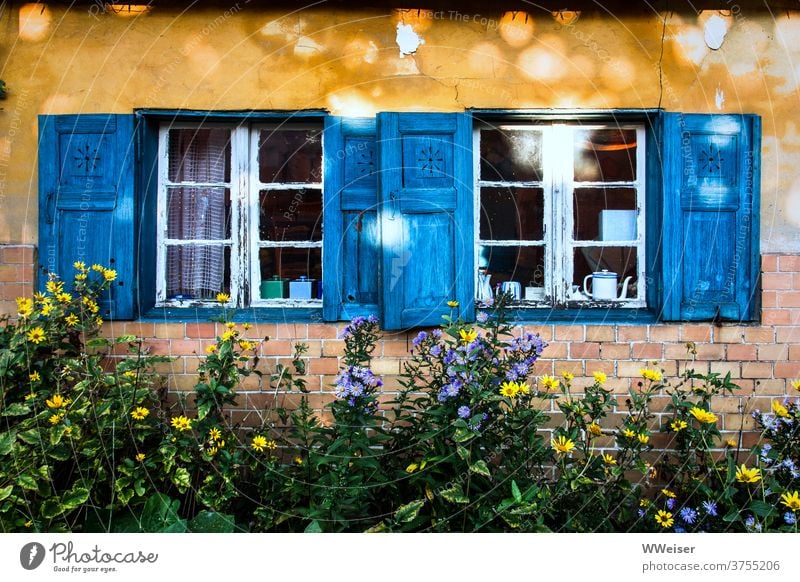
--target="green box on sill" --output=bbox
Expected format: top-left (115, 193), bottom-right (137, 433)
top-left (260, 276), bottom-right (288, 299)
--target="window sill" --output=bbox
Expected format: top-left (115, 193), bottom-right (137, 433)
top-left (139, 306), bottom-right (324, 323)
top-left (500, 306), bottom-right (659, 325)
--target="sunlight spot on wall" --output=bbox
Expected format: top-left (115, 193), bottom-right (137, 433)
top-left (19, 3), bottom-right (51, 42)
top-left (260, 18), bottom-right (303, 42)
top-left (294, 36), bottom-right (323, 58)
top-left (342, 37), bottom-right (380, 70)
top-left (774, 13), bottom-right (800, 50)
top-left (389, 55), bottom-right (420, 76)
top-left (517, 45), bottom-right (567, 82)
top-left (673, 26), bottom-right (707, 66)
top-left (600, 57), bottom-right (636, 88)
top-left (785, 179), bottom-right (800, 227)
top-left (40, 94), bottom-right (79, 115)
top-left (328, 91), bottom-right (378, 117)
top-left (499, 11), bottom-right (534, 47)
top-left (185, 42), bottom-right (222, 74)
top-left (467, 42), bottom-right (507, 77)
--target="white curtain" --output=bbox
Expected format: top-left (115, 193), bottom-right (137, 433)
top-left (166, 130), bottom-right (229, 299)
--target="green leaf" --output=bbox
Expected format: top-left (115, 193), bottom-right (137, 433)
top-left (162, 520), bottom-right (188, 533)
top-left (41, 499), bottom-right (64, 519)
top-left (394, 499), bottom-right (425, 523)
top-left (0, 485), bottom-right (13, 502)
top-left (141, 493), bottom-right (183, 532)
top-left (440, 484), bottom-right (469, 504)
top-left (115, 335), bottom-right (138, 344)
top-left (50, 425), bottom-right (67, 446)
top-left (511, 480), bottom-right (522, 503)
top-left (304, 520), bottom-right (323, 533)
top-left (196, 401), bottom-right (212, 421)
top-left (456, 446), bottom-right (470, 461)
top-left (47, 447), bottom-right (71, 462)
top-left (17, 473), bottom-right (38, 490)
top-left (469, 460), bottom-right (491, 478)
top-left (2, 403), bottom-right (30, 417)
top-left (749, 500), bottom-right (775, 519)
top-left (453, 428), bottom-right (475, 443)
top-left (189, 511), bottom-right (236, 533)
top-left (171, 467), bottom-right (191, 491)
top-left (0, 431), bottom-right (14, 456)
top-left (61, 487), bottom-right (90, 511)
top-left (86, 337), bottom-right (111, 348)
top-left (17, 429), bottom-right (41, 445)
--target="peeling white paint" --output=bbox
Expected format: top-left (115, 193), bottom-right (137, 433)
top-left (294, 36), bottom-right (323, 58)
top-left (704, 14), bottom-right (728, 50)
top-left (396, 23), bottom-right (423, 58)
top-left (715, 85), bottom-right (725, 110)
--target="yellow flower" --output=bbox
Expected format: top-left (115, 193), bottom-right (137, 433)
top-left (207, 446), bottom-right (219, 457)
top-left (49, 413), bottom-right (64, 425)
top-left (592, 371), bottom-right (607, 384)
top-left (540, 375), bottom-right (559, 391)
top-left (771, 400), bottom-right (790, 418)
top-left (123, 370), bottom-right (137, 378)
top-left (459, 328), bottom-right (478, 344)
top-left (170, 416), bottom-right (193, 432)
top-left (552, 435), bottom-right (576, 454)
top-left (221, 330), bottom-right (236, 342)
top-left (792, 379), bottom-right (800, 392)
top-left (46, 280), bottom-right (64, 294)
top-left (75, 273), bottom-right (87, 281)
top-left (25, 393), bottom-right (36, 401)
top-left (208, 427), bottom-right (222, 441)
top-left (735, 464), bottom-right (761, 484)
top-left (64, 427), bottom-right (72, 437)
top-left (637, 433), bottom-right (650, 445)
top-left (65, 314), bottom-right (79, 327)
top-left (661, 488), bottom-right (676, 498)
top-left (40, 301), bottom-right (54, 316)
top-left (670, 419), bottom-right (688, 431)
top-left (251, 435), bottom-right (268, 452)
top-left (242, 323), bottom-right (253, 330)
top-left (46, 394), bottom-right (66, 409)
top-left (640, 368), bottom-right (662, 382)
top-left (135, 453), bottom-right (146, 462)
top-left (622, 428), bottom-right (636, 439)
top-left (725, 439), bottom-right (737, 448)
top-left (405, 463), bottom-right (419, 473)
top-left (225, 322), bottom-right (236, 329)
top-left (587, 422), bottom-right (602, 437)
top-left (516, 382), bottom-right (530, 395)
top-left (780, 491), bottom-right (800, 511)
top-left (603, 453), bottom-right (617, 465)
top-left (130, 407), bottom-right (149, 421)
top-left (33, 292), bottom-right (46, 303)
top-left (560, 371), bottom-right (574, 383)
top-left (499, 381), bottom-right (520, 398)
top-left (73, 261), bottom-right (86, 271)
top-left (95, 317), bottom-right (103, 326)
top-left (216, 292), bottom-right (230, 303)
top-left (29, 371), bottom-right (41, 382)
top-left (24, 520), bottom-right (33, 528)
top-left (91, 264), bottom-right (104, 272)
top-left (56, 292), bottom-right (72, 303)
top-left (205, 344), bottom-right (218, 354)
top-left (238, 340), bottom-right (254, 351)
top-left (103, 269), bottom-right (117, 281)
top-left (16, 297), bottom-right (33, 317)
top-left (689, 406), bottom-right (717, 424)
top-left (294, 456), bottom-right (303, 465)
top-left (447, 300), bottom-right (459, 308)
top-left (27, 327), bottom-right (46, 344)
top-left (654, 510), bottom-right (674, 528)
top-left (265, 439), bottom-right (277, 450)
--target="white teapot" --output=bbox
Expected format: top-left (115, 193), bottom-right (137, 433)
top-left (583, 270), bottom-right (632, 301)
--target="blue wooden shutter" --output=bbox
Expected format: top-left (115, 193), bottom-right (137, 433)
top-left (38, 114), bottom-right (136, 319)
top-left (378, 112), bottom-right (474, 330)
top-left (322, 117), bottom-right (380, 321)
top-left (661, 113), bottom-right (760, 321)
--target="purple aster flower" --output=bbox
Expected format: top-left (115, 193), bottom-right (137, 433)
top-left (412, 331), bottom-right (428, 347)
top-left (476, 311), bottom-right (489, 323)
top-left (785, 512), bottom-right (796, 525)
top-left (702, 501), bottom-right (718, 517)
top-left (432, 329), bottom-right (443, 339)
top-left (666, 498), bottom-right (676, 511)
top-left (679, 507), bottom-right (698, 524)
top-left (637, 509), bottom-right (645, 518)
top-left (430, 345), bottom-right (442, 357)
top-left (457, 406), bottom-right (471, 419)
top-left (674, 526), bottom-right (686, 533)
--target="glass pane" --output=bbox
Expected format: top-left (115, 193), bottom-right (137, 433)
top-left (480, 129), bottom-right (543, 182)
top-left (168, 128), bottom-right (231, 183)
top-left (167, 187), bottom-right (231, 240)
top-left (259, 128), bottom-right (322, 183)
top-left (573, 188), bottom-right (637, 241)
top-left (480, 187), bottom-right (544, 241)
top-left (573, 246), bottom-right (638, 300)
top-left (478, 245), bottom-right (545, 297)
top-left (259, 247), bottom-right (322, 299)
top-left (259, 189), bottom-right (322, 242)
top-left (574, 129), bottom-right (637, 182)
top-left (166, 245), bottom-right (230, 300)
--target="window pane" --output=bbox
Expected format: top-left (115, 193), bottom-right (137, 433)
top-left (166, 245), bottom-right (230, 300)
top-left (480, 129), bottom-right (543, 182)
top-left (168, 129), bottom-right (231, 183)
top-left (167, 187), bottom-right (231, 240)
top-left (259, 129), bottom-right (322, 183)
top-left (480, 187), bottom-right (544, 241)
top-left (573, 246), bottom-right (638, 300)
top-left (259, 189), bottom-right (322, 242)
top-left (574, 129), bottom-right (637, 182)
top-left (573, 188), bottom-right (637, 241)
top-left (478, 245), bottom-right (545, 293)
top-left (259, 247), bottom-right (322, 298)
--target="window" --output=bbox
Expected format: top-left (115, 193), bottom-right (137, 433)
top-left (38, 111), bottom-right (760, 325)
top-left (155, 122), bottom-right (324, 307)
top-left (475, 121), bottom-right (646, 308)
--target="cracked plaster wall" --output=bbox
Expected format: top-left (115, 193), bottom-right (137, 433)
top-left (0, 5), bottom-right (799, 250)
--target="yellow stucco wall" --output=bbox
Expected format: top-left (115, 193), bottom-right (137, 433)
top-left (0, 4), bottom-right (798, 249)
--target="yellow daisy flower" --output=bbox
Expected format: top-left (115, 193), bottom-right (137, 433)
top-left (447, 300), bottom-right (459, 308)
top-left (65, 314), bottom-right (79, 327)
top-left (670, 419), bottom-right (688, 431)
top-left (251, 435), bottom-right (268, 452)
top-left (772, 400), bottom-right (790, 418)
top-left (135, 453), bottom-right (146, 462)
top-left (552, 435), bottom-right (576, 454)
top-left (499, 381), bottom-right (519, 398)
top-left (216, 292), bottom-right (230, 303)
top-left (46, 394), bottom-right (66, 409)
top-left (205, 344), bottom-right (218, 354)
top-left (459, 328), bottom-right (478, 344)
top-left (640, 368), bottom-right (663, 382)
top-left (208, 427), bottom-right (222, 441)
top-left (170, 416), bottom-right (193, 432)
top-left (592, 371), bottom-right (607, 384)
top-left (587, 422), bottom-right (603, 437)
top-left (780, 490), bottom-right (800, 511)
top-left (540, 375), bottom-right (559, 391)
top-left (130, 407), bottom-right (149, 421)
top-left (27, 327), bottom-right (46, 344)
top-left (735, 464), bottom-right (761, 484)
top-left (654, 510), bottom-right (674, 528)
top-left (689, 407), bottom-right (717, 424)
top-left (29, 371), bottom-right (41, 382)
top-left (103, 269), bottom-right (117, 282)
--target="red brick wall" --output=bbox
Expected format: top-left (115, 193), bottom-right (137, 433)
top-left (2, 246), bottom-right (798, 449)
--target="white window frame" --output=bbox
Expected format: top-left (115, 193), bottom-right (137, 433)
top-left (474, 121), bottom-right (647, 308)
top-left (155, 121), bottom-right (324, 308)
